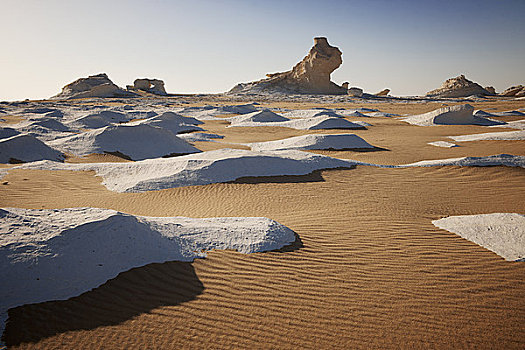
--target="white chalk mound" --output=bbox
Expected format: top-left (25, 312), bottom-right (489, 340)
top-left (0, 207), bottom-right (297, 337)
top-left (450, 130), bottom-right (525, 142)
top-left (0, 134), bottom-right (64, 163)
top-left (180, 104), bottom-right (259, 119)
top-left (401, 104), bottom-right (505, 126)
top-left (433, 213), bottom-right (525, 261)
top-left (250, 134), bottom-right (375, 151)
top-left (229, 110), bottom-right (290, 124)
top-left (67, 110), bottom-right (133, 129)
top-left (282, 109), bottom-right (343, 119)
top-left (229, 116), bottom-right (366, 130)
top-left (129, 112), bottom-right (204, 134)
top-left (0, 127), bottom-right (20, 140)
top-left (404, 154), bottom-right (525, 168)
top-left (49, 124), bottom-right (200, 160)
top-left (16, 149), bottom-right (357, 192)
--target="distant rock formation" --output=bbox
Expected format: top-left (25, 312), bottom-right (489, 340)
top-left (131, 78), bottom-right (167, 95)
top-left (500, 85), bottom-right (525, 97)
top-left (347, 87), bottom-right (363, 97)
top-left (375, 89), bottom-right (390, 96)
top-left (52, 73), bottom-right (137, 100)
top-left (426, 75), bottom-right (492, 98)
top-left (229, 37), bottom-right (347, 95)
top-left (484, 86), bottom-right (496, 95)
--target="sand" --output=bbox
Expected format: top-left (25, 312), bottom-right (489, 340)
top-left (1, 98), bottom-right (524, 349)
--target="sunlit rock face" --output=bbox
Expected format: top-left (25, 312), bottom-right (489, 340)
top-left (229, 37), bottom-right (347, 95)
top-left (133, 78), bottom-right (167, 95)
top-left (52, 73), bottom-right (137, 99)
top-left (500, 85), bottom-right (525, 97)
top-left (426, 74), bottom-right (491, 98)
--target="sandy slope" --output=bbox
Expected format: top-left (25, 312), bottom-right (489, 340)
top-left (1, 98), bottom-right (525, 349)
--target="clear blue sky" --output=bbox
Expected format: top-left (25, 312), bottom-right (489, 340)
top-left (2, 0), bottom-right (524, 100)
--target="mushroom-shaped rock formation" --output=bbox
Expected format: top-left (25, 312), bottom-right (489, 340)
top-left (132, 78), bottom-right (168, 95)
top-left (426, 75), bottom-right (492, 98)
top-left (500, 85), bottom-right (525, 97)
top-left (52, 73), bottom-right (137, 100)
top-left (229, 37), bottom-right (347, 95)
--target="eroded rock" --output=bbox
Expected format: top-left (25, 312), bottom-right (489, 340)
top-left (500, 85), bottom-right (525, 97)
top-left (375, 89), bottom-right (390, 96)
top-left (426, 75), bottom-right (491, 98)
top-left (347, 87), bottom-right (363, 97)
top-left (132, 78), bottom-right (167, 95)
top-left (229, 37), bottom-right (347, 95)
top-left (52, 73), bottom-right (137, 100)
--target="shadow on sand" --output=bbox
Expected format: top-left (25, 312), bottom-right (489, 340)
top-left (229, 166), bottom-right (355, 184)
top-left (3, 235), bottom-right (303, 346)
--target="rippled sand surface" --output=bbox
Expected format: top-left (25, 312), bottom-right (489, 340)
top-left (1, 99), bottom-right (524, 349)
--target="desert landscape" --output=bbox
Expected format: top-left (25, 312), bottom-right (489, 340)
top-left (1, 14), bottom-right (525, 349)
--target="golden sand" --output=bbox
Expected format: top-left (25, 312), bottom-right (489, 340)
top-left (1, 99), bottom-right (524, 349)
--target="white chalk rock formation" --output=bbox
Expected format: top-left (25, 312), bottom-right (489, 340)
top-left (433, 213), bottom-right (525, 261)
top-left (0, 207), bottom-right (297, 338)
top-left (67, 110), bottom-right (133, 129)
top-left (52, 73), bottom-right (137, 100)
top-left (0, 127), bottom-right (20, 140)
top-left (449, 130), bottom-right (525, 142)
top-left (229, 110), bottom-right (290, 124)
top-left (427, 141), bottom-right (458, 148)
top-left (49, 124), bottom-right (200, 160)
top-left (132, 78), bottom-right (167, 95)
top-left (426, 75), bottom-right (492, 98)
top-left (500, 85), bottom-right (525, 97)
top-left (229, 37), bottom-right (347, 95)
top-left (129, 112), bottom-right (204, 134)
top-left (178, 132), bottom-right (225, 143)
top-left (282, 109), bottom-right (344, 119)
top-left (250, 134), bottom-right (376, 151)
top-left (15, 149), bottom-right (358, 192)
top-left (401, 104), bottom-right (505, 126)
top-left (403, 154), bottom-right (525, 168)
top-left (0, 134), bottom-right (64, 163)
top-left (229, 115), bottom-right (366, 130)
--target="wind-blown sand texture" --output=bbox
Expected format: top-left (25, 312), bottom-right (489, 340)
top-left (1, 97), bottom-right (524, 349)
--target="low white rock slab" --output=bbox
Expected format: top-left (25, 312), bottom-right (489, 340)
top-left (403, 154), bottom-right (525, 168)
top-left (427, 141), bottom-right (459, 148)
top-left (250, 134), bottom-right (376, 151)
top-left (433, 213), bottom-right (525, 261)
top-left (14, 148), bottom-right (360, 192)
top-left (450, 130), bottom-right (525, 142)
top-left (0, 207), bottom-right (297, 339)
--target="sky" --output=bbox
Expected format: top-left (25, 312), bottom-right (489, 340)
top-left (1, 0), bottom-right (525, 100)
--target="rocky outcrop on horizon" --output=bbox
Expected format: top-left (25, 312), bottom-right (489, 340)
top-left (52, 73), bottom-right (137, 100)
top-left (130, 78), bottom-right (167, 95)
top-left (229, 37), bottom-right (347, 95)
top-left (375, 89), bottom-right (390, 96)
top-left (426, 75), bottom-right (492, 98)
top-left (347, 87), bottom-right (363, 97)
top-left (500, 85), bottom-right (525, 97)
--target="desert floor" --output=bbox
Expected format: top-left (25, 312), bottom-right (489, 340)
top-left (1, 98), bottom-right (524, 349)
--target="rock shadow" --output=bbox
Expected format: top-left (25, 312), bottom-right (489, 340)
top-left (3, 261), bottom-right (203, 346)
top-left (229, 167), bottom-right (355, 184)
top-left (274, 233), bottom-right (304, 253)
